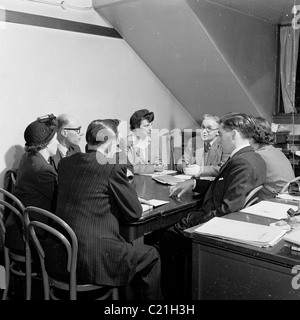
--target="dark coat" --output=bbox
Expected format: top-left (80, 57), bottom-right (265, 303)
top-left (175, 146), bottom-right (267, 231)
top-left (5, 152), bottom-right (57, 251)
top-left (45, 151), bottom-right (144, 286)
top-left (49, 144), bottom-right (81, 173)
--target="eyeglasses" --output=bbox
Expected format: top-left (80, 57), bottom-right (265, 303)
top-left (200, 126), bottom-right (219, 133)
top-left (63, 127), bottom-right (81, 134)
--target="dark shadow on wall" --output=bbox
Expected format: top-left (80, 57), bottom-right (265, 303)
top-left (0, 145), bottom-right (24, 189)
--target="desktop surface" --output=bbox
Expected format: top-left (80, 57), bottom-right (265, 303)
top-left (185, 206), bottom-right (300, 300)
top-left (119, 175), bottom-right (202, 241)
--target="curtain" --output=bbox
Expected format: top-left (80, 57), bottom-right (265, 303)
top-left (280, 26), bottom-right (300, 113)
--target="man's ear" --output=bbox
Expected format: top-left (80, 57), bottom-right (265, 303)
top-left (60, 129), bottom-right (68, 138)
top-left (231, 129), bottom-right (237, 140)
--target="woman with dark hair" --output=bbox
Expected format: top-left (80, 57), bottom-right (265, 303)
top-left (126, 109), bottom-right (165, 174)
top-left (250, 116), bottom-right (295, 200)
top-left (5, 114), bottom-right (58, 252)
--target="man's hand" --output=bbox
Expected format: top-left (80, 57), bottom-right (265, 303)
top-left (169, 179), bottom-right (194, 198)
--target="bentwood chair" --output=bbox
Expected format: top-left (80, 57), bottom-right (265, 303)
top-left (0, 188), bottom-right (37, 300)
top-left (280, 176), bottom-right (300, 194)
top-left (2, 169), bottom-right (17, 223)
top-left (243, 185), bottom-right (263, 209)
top-left (24, 206), bottom-right (117, 300)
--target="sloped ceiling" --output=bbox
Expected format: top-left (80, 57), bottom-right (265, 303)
top-left (94, 0), bottom-right (297, 123)
top-left (208, 0), bottom-right (295, 25)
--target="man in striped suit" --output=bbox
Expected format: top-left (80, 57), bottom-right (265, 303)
top-left (45, 119), bottom-right (162, 300)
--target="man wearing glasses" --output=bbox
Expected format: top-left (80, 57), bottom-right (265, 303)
top-left (49, 113), bottom-right (83, 172)
top-left (176, 114), bottom-right (229, 177)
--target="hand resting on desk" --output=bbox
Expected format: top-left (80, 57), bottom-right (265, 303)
top-left (169, 179), bottom-right (194, 198)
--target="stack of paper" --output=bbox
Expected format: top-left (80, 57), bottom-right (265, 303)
top-left (141, 170), bottom-right (178, 177)
top-left (276, 193), bottom-right (300, 202)
top-left (141, 199), bottom-right (169, 212)
top-left (152, 175), bottom-right (184, 185)
top-left (194, 217), bottom-right (288, 247)
top-left (240, 201), bottom-right (297, 220)
top-left (283, 228), bottom-right (300, 246)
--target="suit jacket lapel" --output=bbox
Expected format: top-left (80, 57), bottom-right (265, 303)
top-left (203, 146), bottom-right (253, 204)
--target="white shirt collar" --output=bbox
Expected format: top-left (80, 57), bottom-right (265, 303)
top-left (205, 136), bottom-right (218, 148)
top-left (230, 143), bottom-right (250, 158)
top-left (57, 143), bottom-right (68, 157)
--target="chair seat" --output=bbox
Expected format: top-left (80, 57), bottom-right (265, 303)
top-left (0, 187), bottom-right (35, 300)
top-left (24, 206), bottom-right (119, 300)
top-left (49, 280), bottom-right (115, 300)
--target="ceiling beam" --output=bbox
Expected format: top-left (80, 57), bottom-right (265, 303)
top-left (92, 0), bottom-right (138, 9)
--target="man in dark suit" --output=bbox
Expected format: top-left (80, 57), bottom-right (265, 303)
top-left (151, 112), bottom-right (267, 299)
top-left (45, 119), bottom-right (162, 300)
top-left (49, 113), bottom-right (82, 172)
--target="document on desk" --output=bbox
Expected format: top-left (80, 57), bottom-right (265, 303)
top-left (240, 201), bottom-right (297, 220)
top-left (283, 228), bottom-right (300, 246)
top-left (194, 217), bottom-right (287, 247)
top-left (141, 170), bottom-right (178, 177)
top-left (141, 199), bottom-right (170, 212)
top-left (276, 193), bottom-right (300, 202)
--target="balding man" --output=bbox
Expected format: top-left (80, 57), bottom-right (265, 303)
top-left (49, 114), bottom-right (83, 172)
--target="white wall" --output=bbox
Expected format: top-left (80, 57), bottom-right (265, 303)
top-left (0, 0), bottom-right (198, 187)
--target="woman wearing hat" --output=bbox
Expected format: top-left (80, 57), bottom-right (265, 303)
top-left (126, 109), bottom-right (165, 174)
top-left (5, 114), bottom-right (59, 252)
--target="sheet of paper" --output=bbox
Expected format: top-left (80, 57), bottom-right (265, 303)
top-left (141, 199), bottom-right (170, 212)
top-left (148, 199), bottom-right (170, 207)
top-left (276, 193), bottom-right (300, 202)
top-left (240, 200), bottom-right (297, 220)
top-left (283, 228), bottom-right (300, 246)
top-left (173, 174), bottom-right (192, 180)
top-left (194, 217), bottom-right (287, 247)
top-left (141, 170), bottom-right (178, 177)
top-left (142, 204), bottom-right (153, 212)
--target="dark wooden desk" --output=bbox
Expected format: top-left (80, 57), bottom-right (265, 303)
top-left (119, 175), bottom-right (202, 242)
top-left (184, 209), bottom-right (300, 300)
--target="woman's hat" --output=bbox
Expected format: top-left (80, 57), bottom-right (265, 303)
top-left (24, 114), bottom-right (58, 147)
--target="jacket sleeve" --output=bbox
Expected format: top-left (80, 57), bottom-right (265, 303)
top-left (205, 158), bottom-right (262, 219)
top-left (109, 165), bottom-right (143, 223)
top-left (194, 178), bottom-right (212, 195)
top-left (34, 166), bottom-right (58, 211)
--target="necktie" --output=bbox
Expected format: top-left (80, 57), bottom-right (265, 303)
top-left (204, 142), bottom-right (211, 153)
top-left (65, 147), bottom-right (72, 158)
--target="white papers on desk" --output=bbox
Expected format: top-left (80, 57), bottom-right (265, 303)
top-left (173, 174), bottom-right (192, 180)
top-left (240, 201), bottom-right (297, 220)
top-left (276, 193), bottom-right (300, 202)
top-left (283, 228), bottom-right (300, 246)
top-left (141, 170), bottom-right (178, 177)
top-left (141, 199), bottom-right (169, 212)
top-left (194, 217), bottom-right (287, 247)
top-left (152, 175), bottom-right (184, 185)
